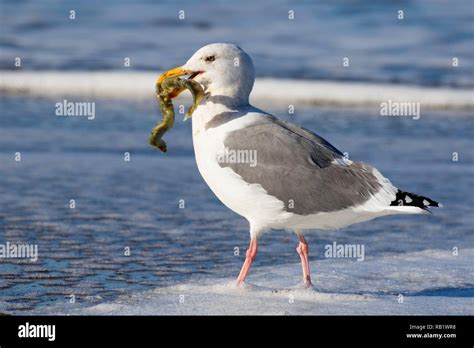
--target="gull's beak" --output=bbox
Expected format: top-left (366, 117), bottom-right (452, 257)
top-left (157, 66), bottom-right (204, 98)
top-left (158, 66), bottom-right (195, 83)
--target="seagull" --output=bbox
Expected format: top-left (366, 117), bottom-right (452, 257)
top-left (159, 43), bottom-right (441, 288)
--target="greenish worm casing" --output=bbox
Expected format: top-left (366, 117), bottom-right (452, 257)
top-left (149, 77), bottom-right (205, 153)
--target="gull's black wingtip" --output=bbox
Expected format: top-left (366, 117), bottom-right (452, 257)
top-left (390, 190), bottom-right (442, 211)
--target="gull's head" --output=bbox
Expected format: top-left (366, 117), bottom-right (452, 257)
top-left (159, 43), bottom-right (255, 105)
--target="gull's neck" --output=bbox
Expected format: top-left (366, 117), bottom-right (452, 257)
top-left (204, 91), bottom-right (249, 108)
top-left (192, 93), bottom-right (253, 134)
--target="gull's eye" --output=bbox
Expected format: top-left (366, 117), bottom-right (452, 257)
top-left (204, 55), bottom-right (216, 62)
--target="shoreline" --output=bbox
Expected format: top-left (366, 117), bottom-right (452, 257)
top-left (1, 70), bottom-right (473, 111)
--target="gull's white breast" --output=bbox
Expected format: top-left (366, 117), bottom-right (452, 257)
top-left (191, 104), bottom-right (292, 231)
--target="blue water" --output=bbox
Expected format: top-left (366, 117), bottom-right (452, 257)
top-left (1, 0), bottom-right (473, 87)
top-left (0, 95), bottom-right (473, 313)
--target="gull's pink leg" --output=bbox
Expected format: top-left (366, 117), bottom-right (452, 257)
top-left (236, 238), bottom-right (258, 285)
top-left (296, 235), bottom-right (313, 288)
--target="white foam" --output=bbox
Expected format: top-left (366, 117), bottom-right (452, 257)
top-left (30, 248), bottom-right (474, 315)
top-left (1, 70), bottom-right (473, 110)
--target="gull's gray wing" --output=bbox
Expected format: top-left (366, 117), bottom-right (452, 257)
top-left (219, 116), bottom-right (383, 215)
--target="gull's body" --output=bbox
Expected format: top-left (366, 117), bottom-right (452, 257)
top-left (161, 43), bottom-right (440, 287)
